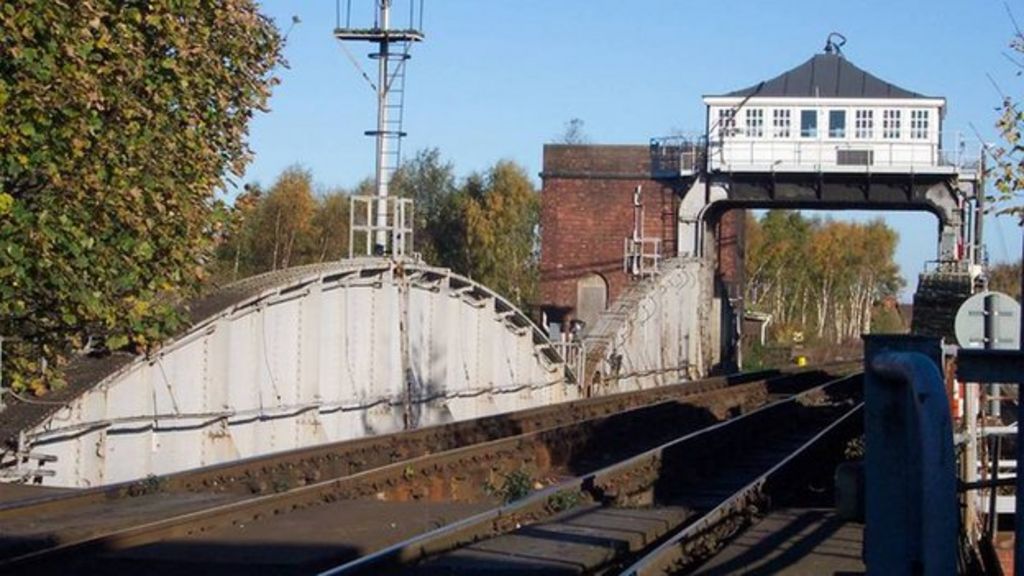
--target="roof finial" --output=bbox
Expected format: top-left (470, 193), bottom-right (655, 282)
top-left (824, 32), bottom-right (846, 56)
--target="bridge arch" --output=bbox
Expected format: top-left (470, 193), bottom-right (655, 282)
top-left (3, 259), bottom-right (573, 487)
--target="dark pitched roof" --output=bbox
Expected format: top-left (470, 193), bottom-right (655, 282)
top-left (712, 53), bottom-right (934, 99)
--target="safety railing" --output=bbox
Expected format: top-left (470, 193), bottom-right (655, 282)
top-left (349, 196), bottom-right (415, 258)
top-left (706, 129), bottom-right (980, 173)
top-left (623, 237), bottom-right (662, 279)
top-left (550, 340), bottom-right (585, 384)
top-left (649, 136), bottom-right (705, 177)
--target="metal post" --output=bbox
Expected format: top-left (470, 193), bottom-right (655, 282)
top-left (864, 336), bottom-right (956, 576)
top-left (630, 186), bottom-right (642, 276)
top-left (984, 293), bottom-right (1002, 418)
top-left (1017, 394), bottom-right (1024, 576)
top-left (988, 435), bottom-right (1000, 537)
top-left (965, 378), bottom-right (979, 531)
top-left (1017, 223), bottom-right (1024, 576)
top-left (975, 154), bottom-right (985, 268)
top-left (373, 0), bottom-right (391, 254)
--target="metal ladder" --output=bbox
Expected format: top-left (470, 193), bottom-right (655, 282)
top-left (379, 45), bottom-right (411, 190)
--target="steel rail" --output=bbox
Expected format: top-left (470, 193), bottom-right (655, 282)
top-left (317, 372), bottom-right (862, 576)
top-left (0, 368), bottom-right (847, 570)
top-left (619, 398), bottom-right (863, 575)
top-left (0, 367), bottom-right (807, 522)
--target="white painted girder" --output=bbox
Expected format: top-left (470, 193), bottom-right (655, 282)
top-left (581, 259), bottom-right (709, 394)
top-left (18, 259), bottom-right (572, 487)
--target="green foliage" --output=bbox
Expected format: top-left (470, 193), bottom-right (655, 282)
top-left (0, 1), bottom-right (283, 392)
top-left (211, 168), bottom-right (354, 283)
top-left (392, 150), bottom-right (540, 309)
top-left (391, 148), bottom-right (458, 263)
top-left (459, 161), bottom-right (540, 308)
top-left (211, 153), bottom-right (538, 313)
top-left (993, 24), bottom-right (1024, 219)
top-left (745, 211), bottom-right (904, 345)
top-left (485, 468), bottom-right (534, 504)
top-left (547, 489), bottom-right (582, 512)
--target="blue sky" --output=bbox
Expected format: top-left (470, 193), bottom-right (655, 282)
top-left (244, 0), bottom-right (1023, 298)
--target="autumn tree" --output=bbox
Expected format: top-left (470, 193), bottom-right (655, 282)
top-left (211, 167), bottom-right (354, 278)
top-left (311, 188), bottom-right (351, 262)
top-left (392, 152), bottom-right (540, 308)
top-left (993, 18), bottom-right (1024, 218)
top-left (0, 1), bottom-right (283, 392)
top-left (246, 166), bottom-right (318, 271)
top-left (212, 183), bottom-right (264, 283)
top-left (744, 211), bottom-right (903, 344)
top-left (459, 161), bottom-right (540, 307)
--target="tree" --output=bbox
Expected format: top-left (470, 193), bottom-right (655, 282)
top-left (247, 166), bottom-right (318, 271)
top-left (211, 183), bottom-right (264, 284)
top-left (558, 118), bottom-right (590, 145)
top-left (311, 188), bottom-right (351, 262)
top-left (0, 2), bottom-right (283, 393)
top-left (391, 148), bottom-right (458, 263)
top-left (460, 161), bottom-right (540, 307)
top-left (993, 15), bottom-right (1024, 218)
top-left (744, 211), bottom-right (903, 345)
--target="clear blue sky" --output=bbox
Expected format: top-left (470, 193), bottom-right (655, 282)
top-left (244, 0), bottom-right (1023, 299)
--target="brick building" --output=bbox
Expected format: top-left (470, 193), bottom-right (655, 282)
top-left (538, 144), bottom-right (744, 338)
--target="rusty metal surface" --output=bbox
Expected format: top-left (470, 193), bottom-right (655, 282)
top-left (0, 367), bottom-right (850, 573)
top-left (322, 373), bottom-right (862, 576)
top-left (0, 366), bottom-right (800, 519)
top-left (621, 397), bottom-right (863, 575)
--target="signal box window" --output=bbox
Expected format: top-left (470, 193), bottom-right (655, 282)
top-left (745, 108), bottom-right (764, 138)
top-left (800, 110), bottom-right (817, 138)
top-left (773, 109), bottom-right (791, 138)
top-left (910, 110), bottom-right (929, 140)
top-left (828, 110), bottom-right (846, 138)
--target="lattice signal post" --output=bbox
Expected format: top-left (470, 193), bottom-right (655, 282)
top-left (335, 1), bottom-right (424, 255)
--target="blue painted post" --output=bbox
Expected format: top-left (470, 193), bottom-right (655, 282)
top-left (863, 335), bottom-right (957, 575)
top-left (1017, 381), bottom-right (1024, 576)
top-left (1018, 228), bottom-right (1024, 576)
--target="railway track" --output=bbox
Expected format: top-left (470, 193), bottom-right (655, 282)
top-left (0, 365), bottom-right (855, 574)
top-left (320, 373), bottom-right (863, 576)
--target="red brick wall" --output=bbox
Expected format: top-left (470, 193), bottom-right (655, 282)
top-left (716, 210), bottom-right (746, 299)
top-left (539, 145), bottom-right (680, 321)
top-left (539, 144), bottom-right (745, 323)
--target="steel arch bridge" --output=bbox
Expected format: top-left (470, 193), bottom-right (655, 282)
top-left (2, 260), bottom-right (579, 487)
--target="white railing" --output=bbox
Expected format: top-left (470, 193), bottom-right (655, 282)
top-left (707, 129), bottom-right (980, 173)
top-left (624, 237), bottom-right (662, 279)
top-left (551, 340), bottom-right (585, 384)
top-left (349, 196), bottom-right (415, 258)
top-left (649, 136), bottom-right (704, 176)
